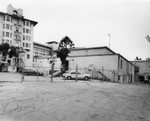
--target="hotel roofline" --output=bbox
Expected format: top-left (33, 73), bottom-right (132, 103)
top-left (0, 11), bottom-right (38, 26)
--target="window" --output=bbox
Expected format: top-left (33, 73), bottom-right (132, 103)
top-left (29, 37), bottom-right (31, 41)
top-left (120, 60), bottom-right (123, 69)
top-left (26, 21), bottom-right (30, 26)
top-left (23, 28), bottom-right (25, 33)
top-left (6, 32), bottom-right (9, 37)
top-left (3, 24), bottom-right (5, 29)
top-left (10, 26), bottom-right (12, 30)
top-left (6, 24), bottom-right (9, 29)
top-left (10, 33), bottom-right (12, 38)
top-left (3, 16), bottom-right (5, 21)
top-left (6, 16), bottom-right (10, 22)
top-left (26, 29), bottom-right (29, 33)
top-left (2, 39), bottom-right (4, 43)
top-left (3, 31), bottom-right (5, 37)
top-left (23, 21), bottom-right (25, 26)
top-left (23, 35), bottom-right (25, 40)
top-left (23, 42), bottom-right (25, 47)
top-left (27, 54), bottom-right (30, 59)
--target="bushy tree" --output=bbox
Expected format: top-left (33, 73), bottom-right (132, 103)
top-left (0, 43), bottom-right (18, 71)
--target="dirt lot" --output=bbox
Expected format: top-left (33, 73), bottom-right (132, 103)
top-left (0, 79), bottom-right (150, 121)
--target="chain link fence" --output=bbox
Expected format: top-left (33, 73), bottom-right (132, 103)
top-left (0, 65), bottom-right (134, 83)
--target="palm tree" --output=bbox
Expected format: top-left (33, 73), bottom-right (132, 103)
top-left (59, 36), bottom-right (74, 49)
top-left (56, 36), bottom-right (75, 74)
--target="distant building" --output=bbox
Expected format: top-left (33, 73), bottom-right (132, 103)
top-left (0, 4), bottom-right (37, 71)
top-left (131, 60), bottom-right (150, 82)
top-left (33, 42), bottom-right (61, 75)
top-left (46, 41), bottom-right (59, 50)
top-left (67, 47), bottom-right (135, 83)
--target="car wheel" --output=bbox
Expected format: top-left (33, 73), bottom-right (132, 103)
top-left (84, 77), bottom-right (89, 80)
top-left (67, 76), bottom-right (71, 80)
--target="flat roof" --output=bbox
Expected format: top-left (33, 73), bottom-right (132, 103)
top-left (33, 42), bottom-right (52, 49)
top-left (70, 46), bottom-right (116, 54)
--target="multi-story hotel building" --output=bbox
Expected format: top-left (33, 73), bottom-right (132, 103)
top-left (0, 4), bottom-right (37, 71)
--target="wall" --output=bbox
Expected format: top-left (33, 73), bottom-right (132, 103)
top-left (118, 55), bottom-right (135, 83)
top-left (68, 55), bottom-right (118, 81)
top-left (134, 61), bottom-right (150, 74)
top-left (0, 15), bottom-right (3, 44)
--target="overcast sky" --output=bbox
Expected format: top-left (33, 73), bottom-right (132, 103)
top-left (0, 0), bottom-right (150, 60)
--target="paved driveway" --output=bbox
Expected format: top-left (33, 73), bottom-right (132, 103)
top-left (0, 80), bottom-right (150, 121)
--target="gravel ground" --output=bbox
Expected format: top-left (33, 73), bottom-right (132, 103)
top-left (0, 78), bottom-right (150, 121)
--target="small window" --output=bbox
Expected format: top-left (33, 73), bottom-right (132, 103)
top-left (27, 54), bottom-right (30, 59)
top-left (6, 32), bottom-right (9, 37)
top-left (23, 35), bottom-right (25, 40)
top-left (3, 31), bottom-right (5, 37)
top-left (23, 28), bottom-right (25, 33)
top-left (3, 16), bottom-right (5, 21)
top-left (3, 24), bottom-right (5, 29)
top-left (120, 60), bottom-right (123, 69)
top-left (6, 16), bottom-right (10, 22)
top-left (10, 33), bottom-right (12, 38)
top-left (26, 43), bottom-right (28, 47)
top-left (6, 24), bottom-right (9, 29)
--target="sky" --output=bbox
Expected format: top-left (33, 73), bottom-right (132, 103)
top-left (0, 0), bottom-right (150, 61)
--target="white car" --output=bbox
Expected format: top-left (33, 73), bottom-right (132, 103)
top-left (63, 71), bottom-right (91, 80)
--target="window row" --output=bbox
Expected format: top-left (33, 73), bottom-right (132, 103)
top-left (23, 21), bottom-right (32, 27)
top-left (3, 31), bottom-right (12, 38)
top-left (3, 15), bottom-right (12, 22)
top-left (23, 28), bottom-right (31, 34)
top-left (2, 39), bottom-right (12, 46)
top-left (3, 15), bottom-right (32, 27)
top-left (23, 42), bottom-right (31, 48)
top-left (23, 35), bottom-right (31, 41)
top-left (3, 24), bottom-right (12, 30)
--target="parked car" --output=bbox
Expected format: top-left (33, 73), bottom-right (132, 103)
top-left (62, 71), bottom-right (91, 80)
top-left (23, 69), bottom-right (43, 76)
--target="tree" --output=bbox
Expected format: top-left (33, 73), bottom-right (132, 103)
top-left (0, 43), bottom-right (10, 61)
top-left (0, 43), bottom-right (18, 71)
top-left (56, 36), bottom-right (75, 74)
top-left (58, 36), bottom-right (74, 49)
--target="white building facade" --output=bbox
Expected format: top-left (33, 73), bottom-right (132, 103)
top-left (0, 4), bottom-right (37, 71)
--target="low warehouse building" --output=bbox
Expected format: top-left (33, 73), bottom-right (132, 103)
top-left (67, 47), bottom-right (135, 83)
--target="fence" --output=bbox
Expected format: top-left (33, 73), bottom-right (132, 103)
top-left (0, 65), bottom-right (134, 83)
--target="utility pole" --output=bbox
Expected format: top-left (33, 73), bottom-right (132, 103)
top-left (108, 34), bottom-right (111, 48)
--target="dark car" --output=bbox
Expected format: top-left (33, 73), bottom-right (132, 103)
top-left (23, 69), bottom-right (43, 76)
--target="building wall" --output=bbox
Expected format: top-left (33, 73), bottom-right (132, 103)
top-left (68, 55), bottom-right (118, 81)
top-left (118, 55), bottom-right (135, 83)
top-left (134, 61), bottom-right (150, 74)
top-left (67, 48), bottom-right (135, 83)
top-left (0, 15), bottom-right (3, 43)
